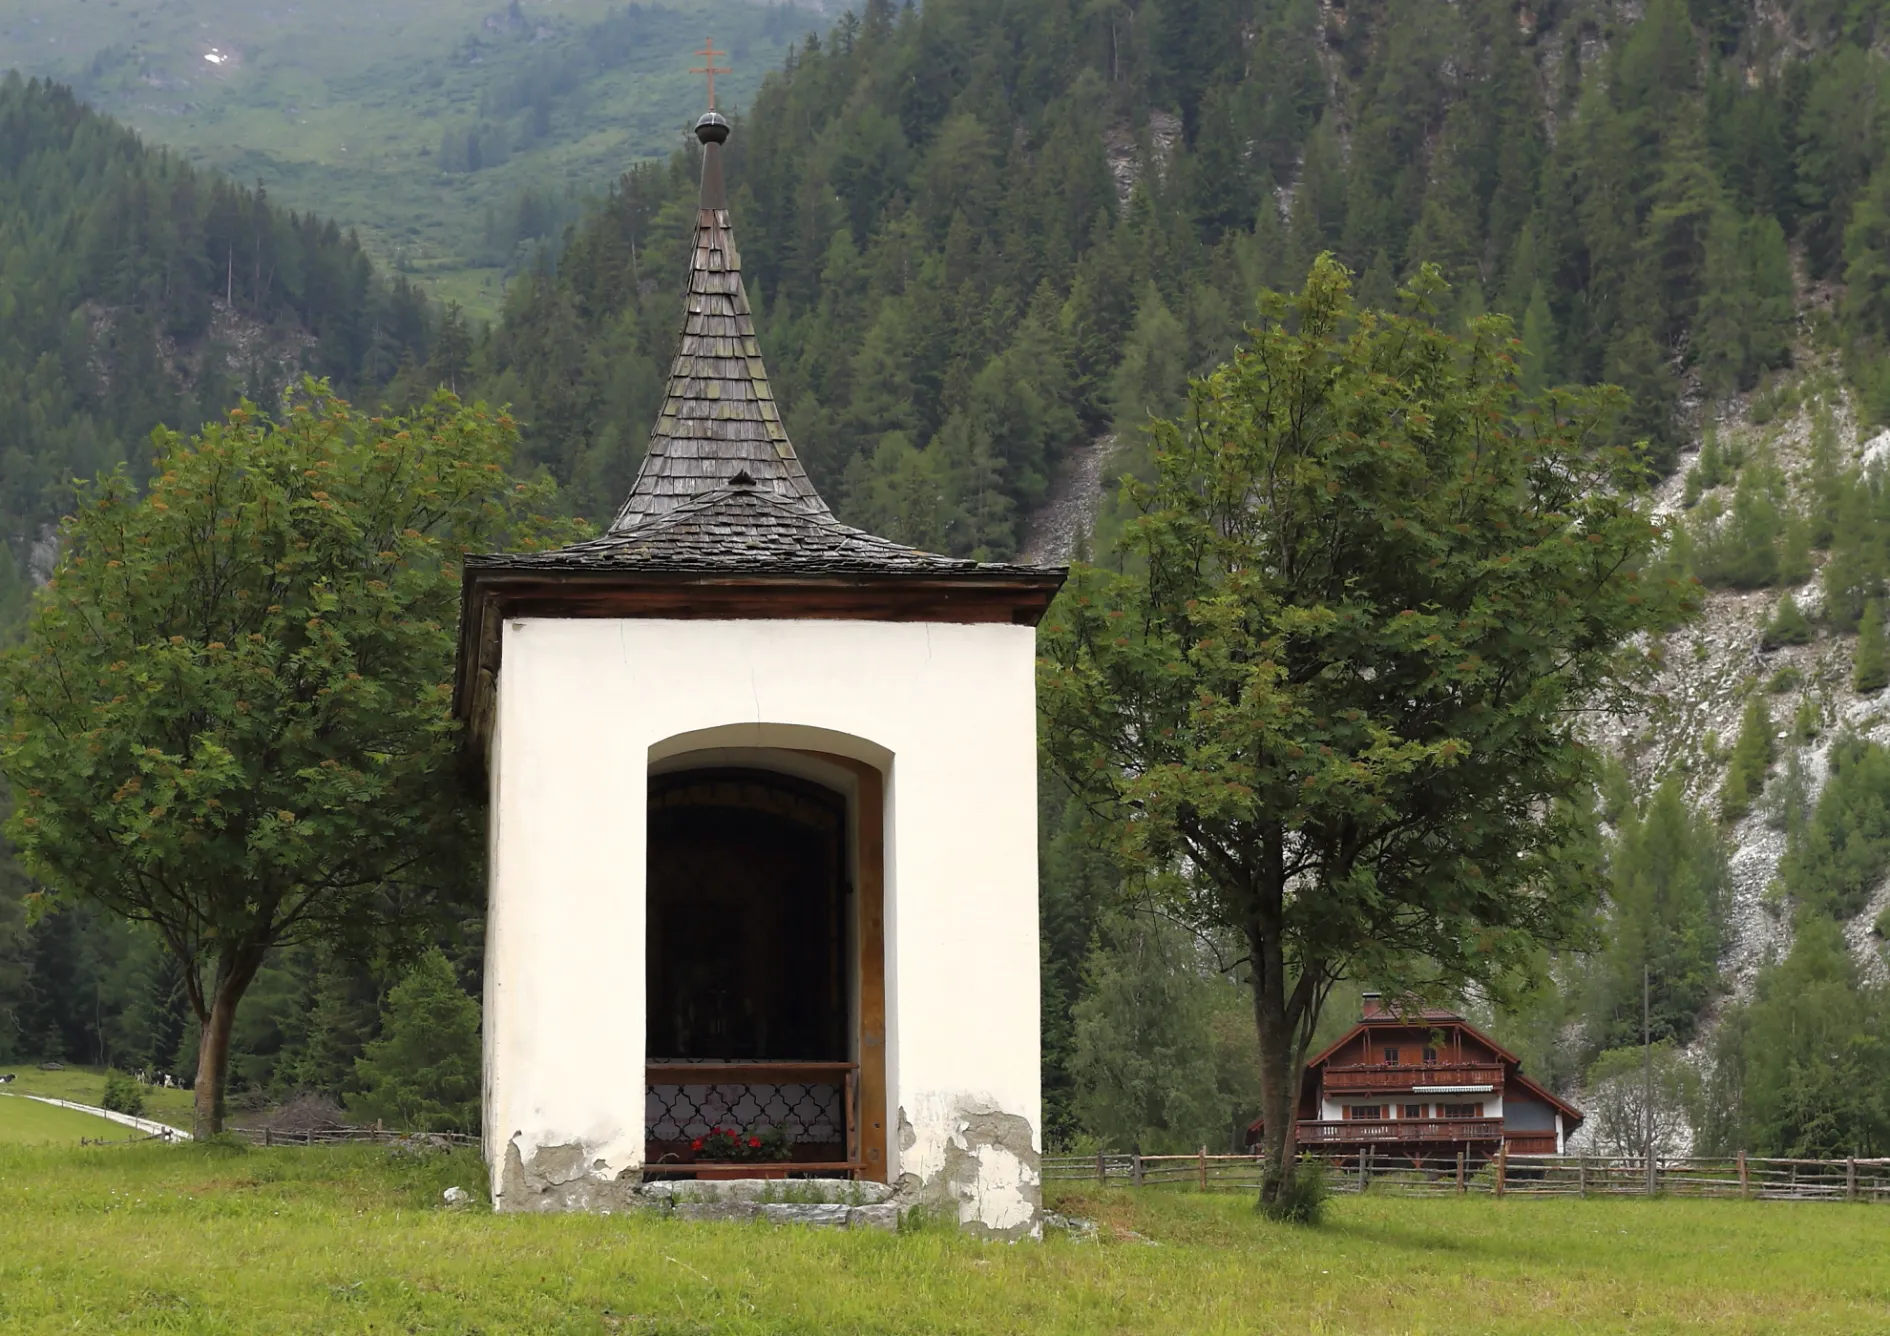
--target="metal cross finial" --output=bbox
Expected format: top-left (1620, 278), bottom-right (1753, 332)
top-left (691, 37), bottom-right (731, 111)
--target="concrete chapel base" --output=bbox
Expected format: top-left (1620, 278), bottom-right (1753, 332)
top-left (480, 617), bottom-right (1045, 1240)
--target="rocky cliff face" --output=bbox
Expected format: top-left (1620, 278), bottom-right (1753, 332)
top-left (1604, 374), bottom-right (1890, 1010)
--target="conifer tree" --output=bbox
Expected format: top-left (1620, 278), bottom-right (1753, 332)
top-left (350, 949), bottom-right (481, 1134)
top-left (1856, 598), bottom-right (1890, 693)
top-left (1720, 695), bottom-right (1776, 821)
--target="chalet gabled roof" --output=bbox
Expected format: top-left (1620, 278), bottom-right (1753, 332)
top-left (1302, 1008), bottom-right (1584, 1122)
top-left (608, 111), bottom-right (830, 531)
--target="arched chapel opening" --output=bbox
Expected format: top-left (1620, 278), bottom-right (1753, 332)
top-left (642, 753), bottom-right (887, 1179)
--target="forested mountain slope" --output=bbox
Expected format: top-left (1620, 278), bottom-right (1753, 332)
top-left (474, 0), bottom-right (1886, 543)
top-left (0, 0), bottom-right (815, 315)
top-left (0, 75), bottom-right (435, 555)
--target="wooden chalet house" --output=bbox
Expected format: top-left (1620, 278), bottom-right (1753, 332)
top-left (1249, 994), bottom-right (1583, 1163)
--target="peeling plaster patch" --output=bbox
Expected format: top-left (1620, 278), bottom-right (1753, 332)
top-left (497, 1137), bottom-right (648, 1214)
top-left (896, 1099), bottom-right (1041, 1241)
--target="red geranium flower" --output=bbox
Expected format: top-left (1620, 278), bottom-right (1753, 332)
top-left (691, 1138), bottom-right (703, 1151)
top-left (748, 1136), bottom-right (761, 1149)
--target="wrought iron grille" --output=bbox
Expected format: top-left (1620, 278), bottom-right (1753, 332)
top-left (646, 1079), bottom-right (844, 1144)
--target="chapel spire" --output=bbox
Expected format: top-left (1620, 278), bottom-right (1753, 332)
top-left (608, 105), bottom-right (832, 531)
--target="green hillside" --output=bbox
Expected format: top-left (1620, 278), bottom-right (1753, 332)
top-left (0, 0), bottom-right (815, 316)
top-left (0, 75), bottom-right (434, 551)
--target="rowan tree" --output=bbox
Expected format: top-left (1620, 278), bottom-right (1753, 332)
top-left (1039, 258), bottom-right (1695, 1213)
top-left (1, 384), bottom-right (575, 1135)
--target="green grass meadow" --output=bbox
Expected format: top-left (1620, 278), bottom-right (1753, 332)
top-left (0, 1063), bottom-right (195, 1131)
top-left (1, 1142), bottom-right (1887, 1334)
top-left (0, 1094), bottom-right (135, 1144)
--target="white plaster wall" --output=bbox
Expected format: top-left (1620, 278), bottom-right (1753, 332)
top-left (483, 617), bottom-right (1043, 1229)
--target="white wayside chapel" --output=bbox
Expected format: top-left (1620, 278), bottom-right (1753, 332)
top-left (451, 111), bottom-right (1065, 1238)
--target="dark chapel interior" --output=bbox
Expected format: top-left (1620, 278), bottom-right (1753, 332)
top-left (644, 768), bottom-right (851, 1063)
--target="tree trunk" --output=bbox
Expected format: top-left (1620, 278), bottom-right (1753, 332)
top-left (1254, 989), bottom-right (1300, 1207)
top-left (193, 982), bottom-right (241, 1137)
top-left (191, 950), bottom-right (263, 1137)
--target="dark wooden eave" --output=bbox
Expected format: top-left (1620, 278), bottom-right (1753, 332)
top-left (451, 561), bottom-right (1065, 768)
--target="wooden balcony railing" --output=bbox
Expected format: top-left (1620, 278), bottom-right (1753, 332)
top-left (645, 1060), bottom-right (859, 1176)
top-left (1321, 1063), bottom-right (1504, 1093)
top-left (1298, 1117), bottom-right (1503, 1144)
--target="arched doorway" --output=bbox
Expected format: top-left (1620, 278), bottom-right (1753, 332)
top-left (643, 757), bottom-right (884, 1177)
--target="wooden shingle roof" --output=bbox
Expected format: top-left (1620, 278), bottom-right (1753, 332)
top-left (608, 113), bottom-right (830, 531)
top-left (472, 480), bottom-right (1042, 577)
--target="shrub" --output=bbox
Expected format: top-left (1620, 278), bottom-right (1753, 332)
top-left (100, 1069), bottom-right (145, 1118)
top-left (1765, 666), bottom-right (1802, 693)
top-left (1258, 1156), bottom-right (1329, 1225)
top-left (1761, 595), bottom-right (1813, 649)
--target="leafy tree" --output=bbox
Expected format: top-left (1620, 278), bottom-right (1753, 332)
top-left (1069, 911), bottom-right (1258, 1154)
top-left (1720, 695), bottom-right (1776, 822)
top-left (1039, 260), bottom-right (1691, 1210)
top-left (1583, 1042), bottom-right (1699, 1158)
top-left (350, 948), bottom-right (482, 1134)
top-left (0, 386), bottom-right (574, 1134)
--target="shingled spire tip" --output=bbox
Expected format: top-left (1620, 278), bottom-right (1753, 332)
top-left (607, 85), bottom-right (834, 534)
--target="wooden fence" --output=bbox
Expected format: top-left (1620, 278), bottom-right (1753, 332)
top-left (1043, 1149), bottom-right (1890, 1202)
top-left (224, 1126), bottom-right (481, 1149)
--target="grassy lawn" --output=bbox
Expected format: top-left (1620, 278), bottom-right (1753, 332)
top-left (1, 1144), bottom-right (1887, 1333)
top-left (0, 1094), bottom-right (140, 1145)
top-left (0, 1064), bottom-right (195, 1131)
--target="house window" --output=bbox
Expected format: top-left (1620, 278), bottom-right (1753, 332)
top-left (1422, 1047), bottom-right (1439, 1064)
top-left (1403, 1103), bottom-right (1425, 1119)
top-left (1440, 1102), bottom-right (1484, 1119)
top-left (1348, 1105), bottom-right (1383, 1120)
top-left (1383, 1047), bottom-right (1400, 1066)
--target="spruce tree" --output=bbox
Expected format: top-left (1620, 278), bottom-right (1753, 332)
top-left (1856, 598), bottom-right (1890, 693)
top-left (350, 950), bottom-right (481, 1134)
top-left (1720, 695), bottom-right (1776, 822)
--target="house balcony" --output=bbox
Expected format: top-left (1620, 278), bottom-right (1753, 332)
top-left (1298, 1117), bottom-right (1503, 1145)
top-left (1321, 1063), bottom-right (1504, 1095)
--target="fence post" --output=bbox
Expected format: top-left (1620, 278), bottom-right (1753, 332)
top-left (1456, 1150), bottom-right (1466, 1193)
top-left (1738, 1149), bottom-right (1749, 1200)
top-left (1096, 1149), bottom-right (1106, 1185)
top-left (1578, 1159), bottom-right (1587, 1199)
top-left (1132, 1153), bottom-right (1144, 1189)
top-left (263, 1126), bottom-right (272, 1148)
top-left (1848, 1158), bottom-right (1858, 1203)
top-left (1494, 1144), bottom-right (1507, 1197)
top-left (1362, 1146), bottom-right (1373, 1191)
top-left (1199, 1145), bottom-right (1208, 1191)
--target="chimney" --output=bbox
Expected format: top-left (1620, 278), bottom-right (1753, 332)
top-left (1361, 991), bottom-right (1383, 1019)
